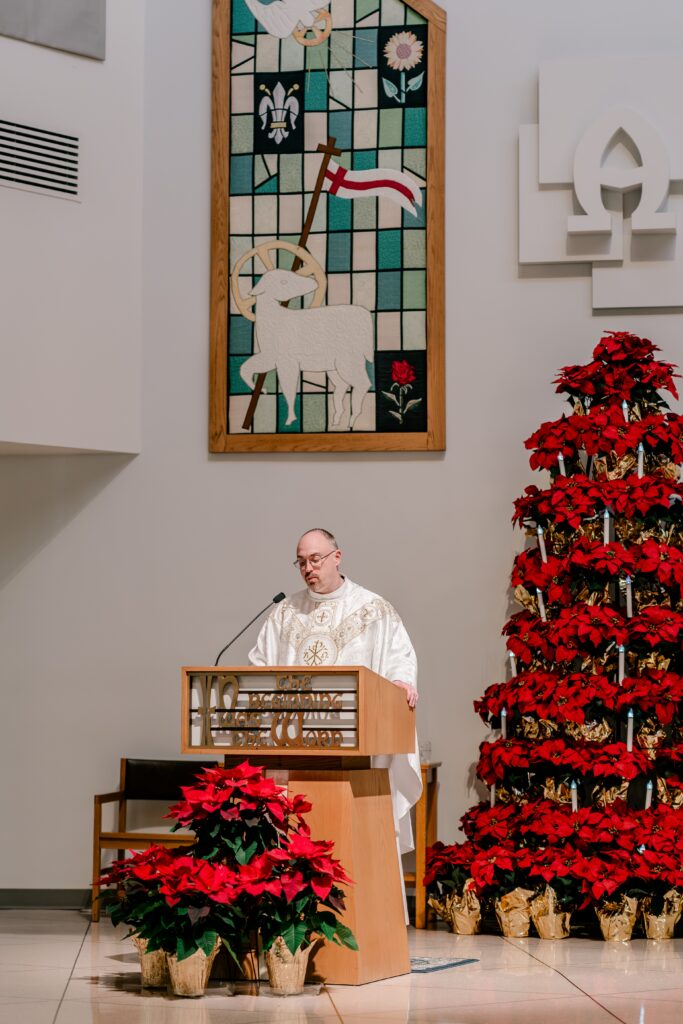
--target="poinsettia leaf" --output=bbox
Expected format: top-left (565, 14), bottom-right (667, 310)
top-left (407, 71), bottom-right (424, 91)
top-left (382, 77), bottom-right (399, 99)
top-left (187, 906), bottom-right (210, 926)
top-left (281, 924), bottom-right (300, 956)
top-left (334, 922), bottom-right (358, 950)
top-left (176, 935), bottom-right (199, 961)
top-left (381, 390), bottom-right (400, 405)
top-left (318, 918), bottom-right (337, 941)
top-left (198, 931), bottom-right (218, 958)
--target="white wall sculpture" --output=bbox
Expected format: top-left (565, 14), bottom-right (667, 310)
top-left (519, 55), bottom-right (683, 309)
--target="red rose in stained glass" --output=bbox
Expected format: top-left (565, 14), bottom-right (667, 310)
top-left (391, 359), bottom-right (416, 387)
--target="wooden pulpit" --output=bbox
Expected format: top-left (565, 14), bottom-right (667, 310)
top-left (181, 665), bottom-right (415, 984)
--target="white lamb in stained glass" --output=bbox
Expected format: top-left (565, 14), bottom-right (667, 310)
top-left (240, 269), bottom-right (373, 428)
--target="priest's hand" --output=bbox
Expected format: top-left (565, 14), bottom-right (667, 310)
top-left (392, 679), bottom-right (418, 709)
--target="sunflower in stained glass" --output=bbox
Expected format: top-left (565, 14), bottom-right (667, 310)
top-left (383, 30), bottom-right (424, 72)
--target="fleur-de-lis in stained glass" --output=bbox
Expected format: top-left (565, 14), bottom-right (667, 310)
top-left (258, 81), bottom-right (300, 145)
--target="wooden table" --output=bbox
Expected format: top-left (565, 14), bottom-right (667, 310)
top-left (403, 761), bottom-right (440, 928)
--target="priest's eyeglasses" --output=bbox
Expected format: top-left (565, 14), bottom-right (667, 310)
top-left (293, 550), bottom-right (337, 571)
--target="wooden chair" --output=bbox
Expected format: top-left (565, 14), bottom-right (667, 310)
top-left (92, 757), bottom-right (218, 921)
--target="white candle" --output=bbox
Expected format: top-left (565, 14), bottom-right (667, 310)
top-left (536, 588), bottom-right (547, 621)
top-left (571, 780), bottom-right (578, 813)
top-left (557, 453), bottom-right (566, 476)
top-left (645, 779), bottom-right (653, 810)
top-left (622, 399), bottom-right (629, 423)
top-left (537, 525), bottom-right (548, 563)
top-left (507, 650), bottom-right (517, 677)
top-left (490, 784), bottom-right (496, 807)
top-left (618, 644), bottom-right (625, 684)
top-left (500, 707), bottom-right (507, 739)
top-left (625, 575), bottom-right (633, 618)
top-left (626, 708), bottom-right (634, 751)
top-left (603, 508), bottom-right (610, 544)
top-left (637, 443), bottom-right (644, 478)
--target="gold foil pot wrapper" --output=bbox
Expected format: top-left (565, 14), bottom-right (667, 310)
top-left (656, 777), bottom-right (683, 809)
top-left (637, 718), bottom-right (667, 758)
top-left (565, 719), bottom-right (613, 743)
top-left (592, 453), bottom-right (637, 481)
top-left (429, 881), bottom-right (481, 935)
top-left (530, 886), bottom-right (572, 940)
top-left (639, 652), bottom-right (672, 673)
top-left (521, 716), bottom-right (558, 740)
top-left (596, 896), bottom-right (639, 941)
top-left (495, 888), bottom-right (535, 938)
top-left (514, 585), bottom-right (537, 613)
top-left (657, 458), bottom-right (681, 483)
top-left (641, 889), bottom-right (683, 940)
top-left (543, 777), bottom-right (573, 805)
top-left (592, 779), bottom-right (629, 808)
top-left (494, 784), bottom-right (528, 806)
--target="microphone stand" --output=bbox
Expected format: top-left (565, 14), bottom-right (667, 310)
top-left (214, 593), bottom-right (285, 666)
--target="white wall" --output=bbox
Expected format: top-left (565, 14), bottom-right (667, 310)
top-left (0, 0), bottom-right (142, 453)
top-left (1, 0), bottom-right (683, 888)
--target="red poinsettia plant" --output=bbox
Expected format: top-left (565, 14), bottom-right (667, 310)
top-left (238, 831), bottom-right (357, 956)
top-left (99, 846), bottom-right (245, 961)
top-left (427, 332), bottom-right (683, 927)
top-left (166, 761), bottom-right (311, 865)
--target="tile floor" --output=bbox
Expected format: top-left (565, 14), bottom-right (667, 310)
top-left (2, 910), bottom-right (683, 1023)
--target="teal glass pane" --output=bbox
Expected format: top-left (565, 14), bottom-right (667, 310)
top-left (404, 196), bottom-right (426, 229)
top-left (232, 0), bottom-right (255, 34)
top-left (230, 155), bottom-right (253, 196)
top-left (328, 194), bottom-right (352, 231)
top-left (278, 394), bottom-right (302, 431)
top-left (329, 111), bottom-right (352, 150)
top-left (229, 316), bottom-right (253, 355)
top-left (305, 71), bottom-right (328, 111)
top-left (229, 355), bottom-right (252, 395)
top-left (328, 233), bottom-right (351, 272)
top-left (404, 107), bottom-right (427, 147)
top-left (255, 174), bottom-right (278, 194)
top-left (377, 271), bottom-right (401, 310)
top-left (377, 229), bottom-right (401, 269)
top-left (354, 29), bottom-right (378, 68)
top-left (353, 149), bottom-right (378, 170)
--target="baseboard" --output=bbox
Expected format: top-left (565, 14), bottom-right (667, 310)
top-left (0, 889), bottom-right (90, 909)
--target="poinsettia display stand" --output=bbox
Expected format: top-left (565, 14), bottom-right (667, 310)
top-left (427, 332), bottom-right (683, 939)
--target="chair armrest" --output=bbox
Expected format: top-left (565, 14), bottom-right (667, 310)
top-left (94, 791), bottom-right (125, 804)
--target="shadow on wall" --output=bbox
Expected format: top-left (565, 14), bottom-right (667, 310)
top-left (0, 453), bottom-right (133, 589)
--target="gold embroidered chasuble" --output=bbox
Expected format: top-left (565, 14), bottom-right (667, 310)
top-left (248, 577), bottom-right (422, 852)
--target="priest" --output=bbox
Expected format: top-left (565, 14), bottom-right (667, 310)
top-left (248, 527), bottom-right (422, 871)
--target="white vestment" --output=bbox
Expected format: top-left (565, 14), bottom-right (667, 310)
top-left (248, 577), bottom-right (422, 853)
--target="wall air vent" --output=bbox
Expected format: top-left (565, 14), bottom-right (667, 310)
top-left (0, 119), bottom-right (79, 199)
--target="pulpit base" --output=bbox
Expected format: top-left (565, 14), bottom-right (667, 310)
top-left (285, 768), bottom-right (410, 985)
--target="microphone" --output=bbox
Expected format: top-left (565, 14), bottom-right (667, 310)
top-left (213, 592), bottom-right (286, 666)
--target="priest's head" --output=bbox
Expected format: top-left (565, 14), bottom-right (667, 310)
top-left (295, 528), bottom-right (343, 594)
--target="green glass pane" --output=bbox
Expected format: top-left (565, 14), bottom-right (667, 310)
top-left (302, 393), bottom-right (326, 432)
top-left (280, 154), bottom-right (302, 194)
top-left (403, 229), bottom-right (426, 269)
top-left (403, 270), bottom-right (426, 309)
top-left (231, 115), bottom-right (253, 155)
top-left (379, 108), bottom-right (403, 149)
